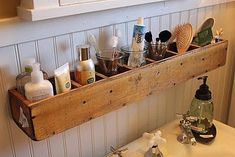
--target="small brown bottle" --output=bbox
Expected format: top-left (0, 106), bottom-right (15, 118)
top-left (75, 45), bottom-right (95, 85)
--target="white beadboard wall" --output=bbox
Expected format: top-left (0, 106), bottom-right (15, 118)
top-left (0, 1), bottom-right (235, 157)
top-left (228, 75), bottom-right (235, 127)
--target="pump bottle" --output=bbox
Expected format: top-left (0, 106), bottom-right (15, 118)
top-left (25, 63), bottom-right (54, 102)
top-left (189, 76), bottom-right (214, 133)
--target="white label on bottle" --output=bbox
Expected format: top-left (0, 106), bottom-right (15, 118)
top-left (76, 70), bottom-right (95, 85)
top-left (26, 88), bottom-right (53, 101)
top-left (19, 107), bottom-right (29, 128)
top-left (200, 134), bottom-right (214, 138)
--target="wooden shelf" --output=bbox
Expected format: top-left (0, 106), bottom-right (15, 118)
top-left (9, 40), bottom-right (228, 141)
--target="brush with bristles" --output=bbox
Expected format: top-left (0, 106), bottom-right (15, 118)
top-left (145, 31), bottom-right (153, 56)
top-left (145, 31), bottom-right (153, 43)
top-left (87, 32), bottom-right (101, 54)
top-left (176, 23), bottom-right (193, 54)
top-left (159, 30), bottom-right (172, 43)
top-left (168, 25), bottom-right (181, 44)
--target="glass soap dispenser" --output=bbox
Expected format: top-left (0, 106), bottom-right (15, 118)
top-left (189, 76), bottom-right (214, 133)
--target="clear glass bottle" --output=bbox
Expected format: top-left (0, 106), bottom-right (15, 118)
top-left (75, 45), bottom-right (95, 85)
top-left (16, 58), bottom-right (48, 96)
top-left (16, 58), bottom-right (35, 95)
top-left (189, 76), bottom-right (214, 133)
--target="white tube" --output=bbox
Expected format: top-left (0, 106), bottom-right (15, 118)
top-left (54, 63), bottom-right (71, 94)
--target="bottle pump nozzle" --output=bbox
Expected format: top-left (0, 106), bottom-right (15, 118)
top-left (31, 63), bottom-right (43, 83)
top-left (195, 76), bottom-right (211, 100)
top-left (198, 76), bottom-right (208, 85)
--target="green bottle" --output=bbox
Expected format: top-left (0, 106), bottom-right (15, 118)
top-left (189, 76), bottom-right (214, 133)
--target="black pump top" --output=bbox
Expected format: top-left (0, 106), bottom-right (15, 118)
top-left (195, 76), bottom-right (212, 100)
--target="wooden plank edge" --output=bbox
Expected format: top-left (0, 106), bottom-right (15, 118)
top-left (8, 89), bottom-right (37, 140)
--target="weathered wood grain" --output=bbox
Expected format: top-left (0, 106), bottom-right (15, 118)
top-left (9, 40), bottom-right (228, 140)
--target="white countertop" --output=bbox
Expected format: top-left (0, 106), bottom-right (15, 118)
top-left (108, 119), bottom-right (235, 157)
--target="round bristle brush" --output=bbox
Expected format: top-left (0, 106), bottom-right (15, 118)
top-left (159, 30), bottom-right (172, 43)
top-left (145, 31), bottom-right (153, 43)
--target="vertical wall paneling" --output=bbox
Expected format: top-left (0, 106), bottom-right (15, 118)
top-left (86, 29), bottom-right (100, 63)
top-left (147, 93), bottom-right (158, 131)
top-left (228, 75), bottom-right (235, 127)
top-left (72, 31), bottom-right (86, 66)
top-left (204, 6), bottom-right (221, 119)
top-left (155, 91), bottom-right (167, 128)
top-left (189, 9), bottom-right (198, 34)
top-left (144, 18), bottom-right (150, 31)
top-left (48, 133), bottom-right (65, 157)
top-left (31, 35), bottom-right (52, 157)
top-left (165, 88), bottom-right (176, 123)
top-left (91, 117), bottom-right (106, 157)
top-left (63, 32), bottom-right (82, 157)
top-left (12, 42), bottom-right (36, 157)
top-left (213, 4), bottom-right (227, 121)
top-left (221, 2), bottom-right (235, 122)
top-left (64, 127), bottom-right (80, 157)
top-left (37, 38), bottom-right (57, 77)
top-left (31, 139), bottom-right (49, 157)
top-left (197, 7), bottom-right (206, 31)
top-left (181, 9), bottom-right (196, 111)
top-left (174, 83), bottom-right (187, 114)
top-left (17, 42), bottom-right (37, 72)
top-left (170, 12), bottom-right (180, 30)
top-left (50, 34), bottom-right (73, 157)
top-left (159, 14), bottom-right (170, 31)
top-left (117, 106), bottom-right (128, 147)
top-left (55, 34), bottom-right (73, 68)
top-left (114, 23), bottom-right (128, 49)
top-left (100, 25), bottom-right (113, 50)
top-left (180, 10), bottom-right (190, 24)
top-left (228, 2), bottom-right (235, 126)
top-left (137, 98), bottom-right (149, 137)
top-left (0, 2), bottom-right (235, 157)
top-left (79, 122), bottom-right (93, 157)
top-left (104, 111), bottom-right (117, 153)
top-left (227, 2), bottom-right (235, 111)
top-left (127, 103), bottom-right (138, 143)
top-left (150, 16), bottom-right (160, 39)
top-left (127, 21), bottom-right (136, 46)
top-left (0, 46), bottom-right (17, 157)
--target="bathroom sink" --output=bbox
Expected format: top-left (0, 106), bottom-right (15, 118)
top-left (115, 120), bottom-right (235, 157)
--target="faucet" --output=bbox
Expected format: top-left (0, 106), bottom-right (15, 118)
top-left (177, 113), bottom-right (197, 146)
top-left (143, 131), bottom-right (166, 157)
top-left (109, 146), bottom-right (128, 157)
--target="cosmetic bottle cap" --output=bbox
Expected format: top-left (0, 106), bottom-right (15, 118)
top-left (137, 17), bottom-right (144, 25)
top-left (79, 45), bottom-right (90, 61)
top-left (31, 63), bottom-right (44, 83)
top-left (24, 58), bottom-right (36, 72)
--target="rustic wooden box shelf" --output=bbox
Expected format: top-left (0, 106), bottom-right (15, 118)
top-left (9, 40), bottom-right (228, 141)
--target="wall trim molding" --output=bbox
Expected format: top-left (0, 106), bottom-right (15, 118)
top-left (0, 0), bottom-right (233, 47)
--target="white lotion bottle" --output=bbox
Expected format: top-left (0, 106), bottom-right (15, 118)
top-left (25, 63), bottom-right (54, 102)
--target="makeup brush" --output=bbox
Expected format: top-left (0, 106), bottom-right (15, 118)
top-left (145, 31), bottom-right (153, 43)
top-left (159, 30), bottom-right (172, 43)
top-left (87, 32), bottom-right (101, 54)
top-left (145, 31), bottom-right (153, 56)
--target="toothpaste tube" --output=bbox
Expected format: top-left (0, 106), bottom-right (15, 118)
top-left (128, 17), bottom-right (146, 67)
